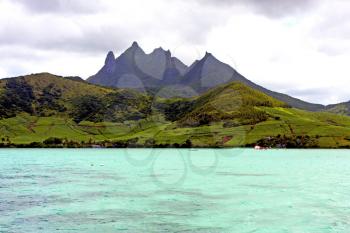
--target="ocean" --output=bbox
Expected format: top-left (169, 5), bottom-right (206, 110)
top-left (1, 149), bottom-right (350, 232)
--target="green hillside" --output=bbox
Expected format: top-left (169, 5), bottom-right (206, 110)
top-left (0, 73), bottom-right (350, 148)
top-left (177, 82), bottom-right (288, 127)
top-left (0, 73), bottom-right (112, 100)
top-left (0, 73), bottom-right (152, 122)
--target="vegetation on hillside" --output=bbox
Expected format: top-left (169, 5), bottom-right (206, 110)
top-left (0, 78), bottom-right (35, 118)
top-left (177, 82), bottom-right (288, 127)
top-left (71, 91), bottom-right (152, 123)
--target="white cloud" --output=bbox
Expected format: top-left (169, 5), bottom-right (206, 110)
top-left (0, 0), bottom-right (349, 104)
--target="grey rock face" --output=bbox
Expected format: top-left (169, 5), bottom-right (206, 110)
top-left (104, 51), bottom-right (116, 73)
top-left (88, 42), bottom-right (188, 89)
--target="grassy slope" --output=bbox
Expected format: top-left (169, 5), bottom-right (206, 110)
top-left (194, 82), bottom-right (287, 108)
top-left (246, 108), bottom-right (350, 147)
top-left (2, 107), bottom-right (350, 148)
top-left (157, 106), bottom-right (350, 147)
top-left (0, 114), bottom-right (166, 144)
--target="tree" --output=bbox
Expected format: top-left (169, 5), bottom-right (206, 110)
top-left (145, 138), bottom-right (156, 147)
top-left (182, 139), bottom-right (193, 148)
top-left (0, 79), bottom-right (35, 118)
top-left (71, 95), bottom-right (106, 123)
top-left (43, 137), bottom-right (63, 145)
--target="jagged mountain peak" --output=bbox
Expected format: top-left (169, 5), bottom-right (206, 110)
top-left (153, 46), bottom-right (164, 51)
top-left (125, 41), bottom-right (145, 55)
top-left (151, 47), bottom-right (166, 55)
top-left (201, 52), bottom-right (221, 63)
top-left (105, 51), bottom-right (115, 65)
top-left (204, 51), bottom-right (213, 58)
top-left (101, 51), bottom-right (117, 74)
top-left (150, 47), bottom-right (172, 58)
top-left (131, 41), bottom-right (140, 48)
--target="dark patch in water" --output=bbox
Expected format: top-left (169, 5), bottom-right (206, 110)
top-left (147, 173), bottom-right (171, 178)
top-left (149, 221), bottom-right (225, 233)
top-left (154, 199), bottom-right (210, 215)
top-left (5, 209), bottom-right (147, 232)
top-left (79, 191), bottom-right (149, 199)
top-left (158, 189), bottom-right (233, 200)
top-left (216, 172), bottom-right (274, 177)
top-left (4, 208), bottom-right (227, 233)
top-left (243, 184), bottom-right (291, 190)
top-left (87, 173), bottom-right (125, 182)
top-left (0, 194), bottom-right (74, 214)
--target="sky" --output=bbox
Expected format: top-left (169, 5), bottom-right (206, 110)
top-left (0, 0), bottom-right (349, 105)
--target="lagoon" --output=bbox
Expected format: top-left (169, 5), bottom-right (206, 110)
top-left (1, 149), bottom-right (350, 232)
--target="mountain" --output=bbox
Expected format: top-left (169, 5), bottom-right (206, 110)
top-left (1, 73), bottom-right (350, 148)
top-left (88, 42), bottom-right (324, 112)
top-left (180, 52), bottom-right (325, 111)
top-left (88, 42), bottom-right (188, 90)
top-left (324, 101), bottom-right (350, 116)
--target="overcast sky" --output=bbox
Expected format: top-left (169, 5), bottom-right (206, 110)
top-left (0, 0), bottom-right (349, 105)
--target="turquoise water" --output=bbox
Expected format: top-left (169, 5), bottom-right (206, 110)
top-left (1, 149), bottom-right (350, 232)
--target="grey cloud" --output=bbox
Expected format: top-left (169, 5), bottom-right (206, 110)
top-left (0, 62), bottom-right (28, 78)
top-left (196, 0), bottom-right (318, 18)
top-left (259, 81), bottom-right (342, 104)
top-left (0, 0), bottom-right (222, 55)
top-left (258, 82), bottom-right (326, 95)
top-left (311, 7), bottom-right (350, 56)
top-left (0, 21), bottom-right (134, 55)
top-left (286, 87), bottom-right (333, 97)
top-left (0, 46), bottom-right (46, 61)
top-left (313, 7), bottom-right (350, 39)
top-left (38, 27), bottom-right (134, 54)
top-left (12, 0), bottom-right (105, 14)
top-left (279, 87), bottom-right (343, 105)
top-left (317, 42), bottom-right (350, 56)
top-left (165, 11), bottom-right (226, 45)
